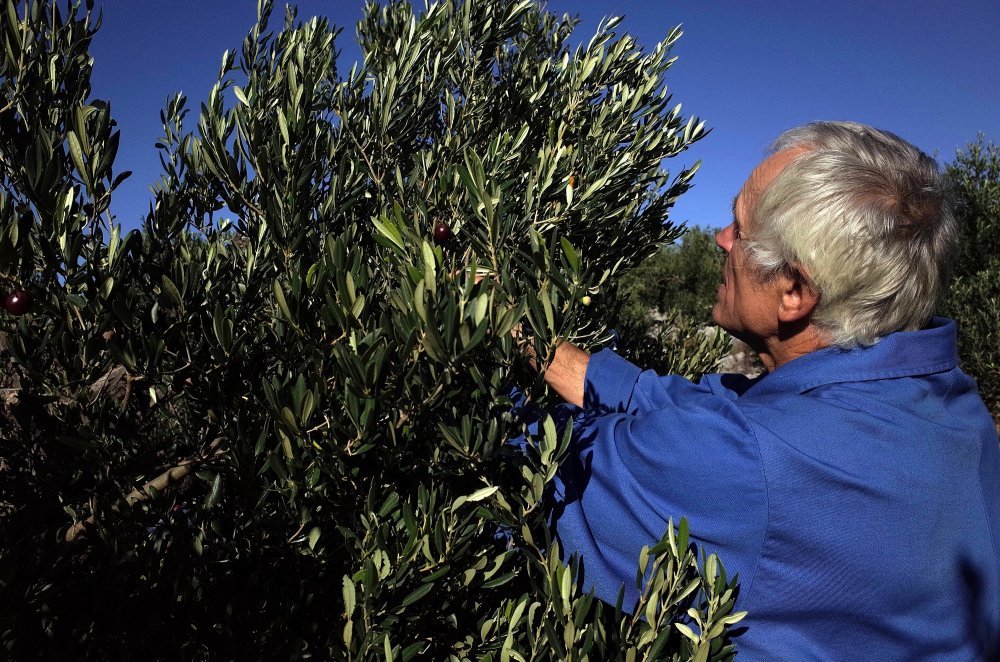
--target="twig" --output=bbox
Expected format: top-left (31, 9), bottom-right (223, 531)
top-left (64, 437), bottom-right (227, 542)
top-left (334, 107), bottom-right (382, 188)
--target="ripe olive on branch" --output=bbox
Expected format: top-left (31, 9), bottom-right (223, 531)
top-left (433, 221), bottom-right (452, 243)
top-left (2, 289), bottom-right (33, 315)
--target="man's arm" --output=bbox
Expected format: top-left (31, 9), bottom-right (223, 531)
top-left (535, 340), bottom-right (590, 408)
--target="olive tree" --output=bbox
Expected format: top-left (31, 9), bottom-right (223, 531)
top-left (0, 1), bottom-right (743, 658)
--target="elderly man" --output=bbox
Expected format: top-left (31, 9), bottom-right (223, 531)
top-left (539, 122), bottom-right (1000, 659)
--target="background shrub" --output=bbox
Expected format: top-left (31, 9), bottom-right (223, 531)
top-left (942, 135), bottom-right (1000, 421)
top-left (613, 227), bottom-right (732, 377)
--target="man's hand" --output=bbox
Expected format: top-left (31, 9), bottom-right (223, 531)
top-left (472, 269), bottom-right (590, 407)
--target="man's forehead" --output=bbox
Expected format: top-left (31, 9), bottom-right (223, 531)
top-left (735, 147), bottom-right (811, 221)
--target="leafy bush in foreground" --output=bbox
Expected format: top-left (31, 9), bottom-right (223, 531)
top-left (0, 0), bottom-right (743, 659)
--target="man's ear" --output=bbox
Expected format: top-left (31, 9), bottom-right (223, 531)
top-left (777, 265), bottom-right (819, 323)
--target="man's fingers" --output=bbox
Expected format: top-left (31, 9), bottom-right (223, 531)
top-left (472, 267), bottom-right (495, 285)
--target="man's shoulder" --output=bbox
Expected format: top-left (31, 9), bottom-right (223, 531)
top-left (699, 371), bottom-right (765, 398)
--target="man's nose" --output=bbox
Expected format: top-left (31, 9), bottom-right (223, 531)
top-left (716, 223), bottom-right (734, 252)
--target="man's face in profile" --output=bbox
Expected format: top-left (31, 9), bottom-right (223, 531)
top-left (712, 149), bottom-right (806, 347)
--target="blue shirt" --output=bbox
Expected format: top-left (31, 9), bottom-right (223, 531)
top-left (551, 318), bottom-right (1000, 660)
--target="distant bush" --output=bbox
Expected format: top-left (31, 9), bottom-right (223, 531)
top-left (617, 226), bottom-right (723, 329)
top-left (942, 135), bottom-right (1000, 419)
top-left (946, 267), bottom-right (1000, 417)
top-left (613, 227), bottom-right (735, 378)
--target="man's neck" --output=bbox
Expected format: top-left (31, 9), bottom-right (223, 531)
top-left (756, 324), bottom-right (830, 372)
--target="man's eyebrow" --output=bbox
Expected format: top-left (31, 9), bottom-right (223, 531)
top-left (730, 195), bottom-right (739, 223)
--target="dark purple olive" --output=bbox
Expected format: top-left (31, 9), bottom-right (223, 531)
top-left (2, 289), bottom-right (32, 315)
top-left (433, 222), bottom-right (452, 243)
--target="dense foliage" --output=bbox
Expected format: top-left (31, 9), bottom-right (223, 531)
top-left (942, 135), bottom-right (1000, 420)
top-left (617, 226), bottom-right (722, 329)
top-left (0, 0), bottom-right (746, 659)
top-left (613, 227), bottom-right (730, 376)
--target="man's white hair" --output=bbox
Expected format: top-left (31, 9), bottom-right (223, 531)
top-left (745, 121), bottom-right (958, 347)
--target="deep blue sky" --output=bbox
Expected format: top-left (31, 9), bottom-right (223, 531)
top-left (89, 0), bottom-right (1000, 232)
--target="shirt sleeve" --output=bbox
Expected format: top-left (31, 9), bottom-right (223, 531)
top-left (584, 347), bottom-right (740, 415)
top-left (553, 356), bottom-right (769, 609)
top-left (583, 348), bottom-right (644, 412)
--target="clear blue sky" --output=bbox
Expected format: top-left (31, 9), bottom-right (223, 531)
top-left (89, 0), bottom-right (1000, 232)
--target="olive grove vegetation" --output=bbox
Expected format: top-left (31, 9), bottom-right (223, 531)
top-left (618, 226), bottom-right (722, 328)
top-left (0, 0), bottom-right (745, 658)
top-left (613, 227), bottom-right (731, 377)
top-left (942, 135), bottom-right (1000, 420)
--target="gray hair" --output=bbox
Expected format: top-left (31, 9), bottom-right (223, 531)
top-left (744, 121), bottom-right (958, 347)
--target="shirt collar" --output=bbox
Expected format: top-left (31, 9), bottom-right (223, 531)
top-left (744, 317), bottom-right (959, 397)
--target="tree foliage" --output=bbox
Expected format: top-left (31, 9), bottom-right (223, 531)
top-left (0, 0), bottom-right (745, 658)
top-left (617, 226), bottom-right (723, 329)
top-left (611, 227), bottom-right (731, 377)
top-left (942, 135), bottom-right (1000, 419)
